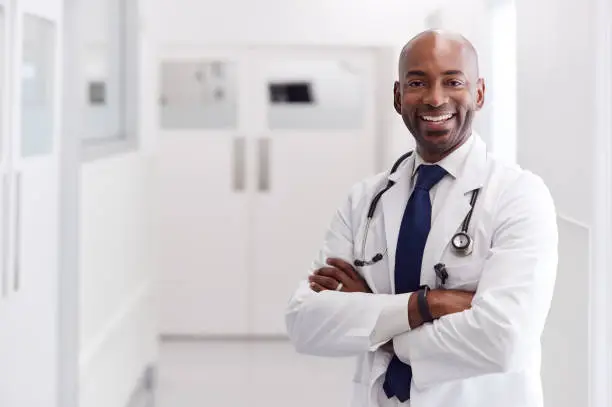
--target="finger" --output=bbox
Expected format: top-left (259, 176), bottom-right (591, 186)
top-left (327, 258), bottom-right (360, 281)
top-left (315, 267), bottom-right (351, 286)
top-left (309, 274), bottom-right (341, 290)
top-left (310, 282), bottom-right (325, 292)
top-left (326, 258), bottom-right (358, 280)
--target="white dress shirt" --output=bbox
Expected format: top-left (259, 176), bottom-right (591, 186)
top-left (368, 135), bottom-right (476, 406)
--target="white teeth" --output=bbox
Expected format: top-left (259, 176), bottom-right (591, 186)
top-left (422, 114), bottom-right (453, 122)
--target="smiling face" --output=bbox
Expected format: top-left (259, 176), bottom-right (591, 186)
top-left (394, 31), bottom-right (485, 162)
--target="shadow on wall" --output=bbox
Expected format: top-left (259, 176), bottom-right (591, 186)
top-left (540, 216), bottom-right (588, 407)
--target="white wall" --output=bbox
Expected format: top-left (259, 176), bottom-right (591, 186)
top-left (79, 153), bottom-right (158, 407)
top-left (426, 0), bottom-right (610, 406)
top-left (146, 0), bottom-right (439, 167)
top-left (77, 1), bottom-right (160, 406)
top-left (515, 0), bottom-right (609, 405)
top-left (147, 0), bottom-right (434, 47)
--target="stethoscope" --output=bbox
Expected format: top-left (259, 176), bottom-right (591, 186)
top-left (353, 151), bottom-right (480, 268)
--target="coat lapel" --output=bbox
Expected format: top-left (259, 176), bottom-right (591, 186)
top-left (380, 155), bottom-right (415, 293)
top-left (421, 135), bottom-right (488, 280)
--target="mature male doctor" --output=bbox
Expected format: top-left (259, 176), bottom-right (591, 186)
top-left (285, 30), bottom-right (558, 407)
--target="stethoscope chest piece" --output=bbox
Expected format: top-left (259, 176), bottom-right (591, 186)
top-left (451, 231), bottom-right (473, 256)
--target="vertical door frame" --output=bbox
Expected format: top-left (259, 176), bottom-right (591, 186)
top-left (487, 0), bottom-right (517, 164)
top-left (591, 0), bottom-right (612, 404)
top-left (59, 0), bottom-right (79, 406)
top-left (0, 0), bottom-right (11, 302)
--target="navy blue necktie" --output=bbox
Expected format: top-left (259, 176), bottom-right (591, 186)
top-left (383, 164), bottom-right (448, 402)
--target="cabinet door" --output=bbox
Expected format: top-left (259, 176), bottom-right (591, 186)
top-left (249, 49), bottom-right (379, 335)
top-left (156, 49), bottom-right (253, 336)
top-left (1, 1), bottom-right (62, 406)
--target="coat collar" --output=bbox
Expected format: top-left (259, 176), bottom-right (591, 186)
top-left (381, 133), bottom-right (488, 291)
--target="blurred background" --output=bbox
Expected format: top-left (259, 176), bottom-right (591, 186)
top-left (0, 0), bottom-right (610, 406)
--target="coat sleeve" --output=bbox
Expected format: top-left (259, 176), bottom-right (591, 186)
top-left (285, 185), bottom-right (411, 357)
top-left (392, 172), bottom-right (558, 387)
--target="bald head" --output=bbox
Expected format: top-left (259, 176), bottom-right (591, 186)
top-left (399, 30), bottom-right (480, 80)
top-left (393, 29), bottom-right (485, 163)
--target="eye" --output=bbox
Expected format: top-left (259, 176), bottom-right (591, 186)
top-left (407, 80), bottom-right (425, 88)
top-left (447, 79), bottom-right (465, 87)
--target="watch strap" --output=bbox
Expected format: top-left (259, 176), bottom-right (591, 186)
top-left (417, 286), bottom-right (434, 323)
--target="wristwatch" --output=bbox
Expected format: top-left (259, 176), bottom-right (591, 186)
top-left (417, 285), bottom-right (434, 323)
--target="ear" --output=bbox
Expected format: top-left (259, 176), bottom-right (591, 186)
top-left (475, 78), bottom-right (485, 110)
top-left (393, 81), bottom-right (401, 114)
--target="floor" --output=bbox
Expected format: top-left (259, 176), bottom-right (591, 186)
top-left (156, 339), bottom-right (357, 407)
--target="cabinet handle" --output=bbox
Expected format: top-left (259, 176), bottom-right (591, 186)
top-left (258, 138), bottom-right (270, 192)
top-left (233, 137), bottom-right (246, 191)
top-left (1, 173), bottom-right (7, 298)
top-left (13, 172), bottom-right (21, 292)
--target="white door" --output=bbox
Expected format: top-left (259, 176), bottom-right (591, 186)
top-left (248, 48), bottom-right (378, 335)
top-left (156, 48), bottom-right (252, 335)
top-left (156, 46), bottom-right (379, 337)
top-left (0, 0), bottom-right (62, 405)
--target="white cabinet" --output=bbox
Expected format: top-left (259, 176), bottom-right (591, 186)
top-left (157, 47), bottom-right (379, 337)
top-left (157, 51), bottom-right (252, 336)
top-left (0, 0), bottom-right (62, 406)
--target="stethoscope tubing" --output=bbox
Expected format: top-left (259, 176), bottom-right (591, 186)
top-left (354, 152), bottom-right (480, 267)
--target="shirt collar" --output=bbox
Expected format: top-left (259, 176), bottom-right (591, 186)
top-left (412, 134), bottom-right (475, 180)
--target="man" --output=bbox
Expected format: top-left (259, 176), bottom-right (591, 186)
top-left (285, 29), bottom-right (558, 407)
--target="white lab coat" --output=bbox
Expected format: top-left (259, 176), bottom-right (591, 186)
top-left (285, 134), bottom-right (558, 407)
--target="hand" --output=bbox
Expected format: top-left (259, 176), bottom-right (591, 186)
top-left (309, 258), bottom-right (372, 293)
top-left (427, 289), bottom-right (475, 319)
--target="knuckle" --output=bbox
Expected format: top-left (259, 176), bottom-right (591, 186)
top-left (324, 276), bottom-right (336, 286)
top-left (319, 267), bottom-right (332, 276)
top-left (317, 276), bottom-right (330, 286)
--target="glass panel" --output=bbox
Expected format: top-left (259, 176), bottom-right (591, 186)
top-left (81, 0), bottom-right (130, 142)
top-left (160, 60), bottom-right (238, 130)
top-left (265, 59), bottom-right (364, 130)
top-left (21, 14), bottom-right (56, 157)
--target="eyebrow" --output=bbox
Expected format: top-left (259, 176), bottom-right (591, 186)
top-left (443, 70), bottom-right (465, 76)
top-left (405, 69), bottom-right (466, 78)
top-left (405, 70), bottom-right (427, 77)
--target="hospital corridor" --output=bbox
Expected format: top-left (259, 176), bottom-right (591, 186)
top-left (0, 0), bottom-right (610, 406)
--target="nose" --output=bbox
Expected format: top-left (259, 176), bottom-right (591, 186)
top-left (422, 83), bottom-right (448, 107)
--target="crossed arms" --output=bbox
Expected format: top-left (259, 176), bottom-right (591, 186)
top-left (285, 173), bottom-right (558, 388)
top-left (308, 257), bottom-right (474, 330)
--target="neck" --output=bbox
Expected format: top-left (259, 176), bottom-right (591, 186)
top-left (418, 149), bottom-right (447, 163)
top-left (418, 133), bottom-right (472, 163)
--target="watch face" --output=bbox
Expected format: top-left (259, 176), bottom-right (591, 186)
top-left (453, 233), bottom-right (470, 249)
